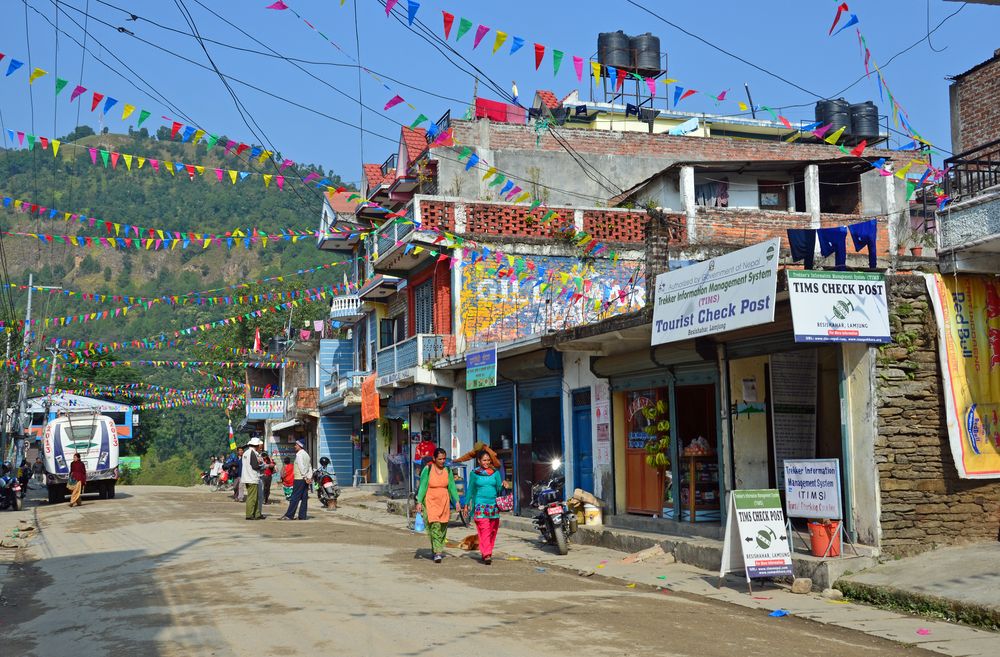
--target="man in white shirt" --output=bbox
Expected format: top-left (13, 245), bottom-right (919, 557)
top-left (242, 437), bottom-right (266, 520)
top-left (280, 439), bottom-right (312, 520)
top-left (209, 457), bottom-right (223, 486)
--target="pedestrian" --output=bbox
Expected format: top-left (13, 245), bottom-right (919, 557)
top-left (261, 451), bottom-right (275, 505)
top-left (232, 447), bottom-right (245, 502)
top-left (242, 438), bottom-right (266, 520)
top-left (18, 458), bottom-right (31, 498)
top-left (281, 456), bottom-right (294, 500)
top-left (32, 456), bottom-right (44, 486)
top-left (68, 453), bottom-right (87, 507)
top-left (414, 448), bottom-right (460, 563)
top-left (279, 440), bottom-right (311, 520)
top-left (209, 456), bottom-right (223, 486)
top-left (465, 449), bottom-right (510, 565)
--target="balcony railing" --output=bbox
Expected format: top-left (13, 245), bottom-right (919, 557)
top-left (944, 138), bottom-right (1000, 203)
top-left (329, 295), bottom-right (363, 320)
top-left (323, 372), bottom-right (369, 403)
top-left (246, 397), bottom-right (285, 420)
top-left (376, 334), bottom-right (445, 384)
top-left (374, 218), bottom-right (416, 261)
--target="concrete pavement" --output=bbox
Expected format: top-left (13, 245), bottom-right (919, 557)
top-left (0, 485), bottom-right (962, 657)
top-left (838, 543), bottom-right (1000, 631)
top-left (338, 489), bottom-right (1000, 657)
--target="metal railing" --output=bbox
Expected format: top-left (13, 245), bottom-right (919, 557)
top-left (376, 334), bottom-right (445, 379)
top-left (944, 138), bottom-right (1000, 202)
top-left (374, 218), bottom-right (416, 260)
top-left (245, 397), bottom-right (285, 420)
top-left (381, 153), bottom-right (398, 176)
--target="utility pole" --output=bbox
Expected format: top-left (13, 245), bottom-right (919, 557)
top-left (12, 277), bottom-right (62, 466)
top-left (0, 335), bottom-right (10, 461)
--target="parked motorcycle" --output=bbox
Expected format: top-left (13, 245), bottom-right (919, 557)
top-left (314, 458), bottom-right (340, 509)
top-left (530, 458), bottom-right (577, 555)
top-left (0, 468), bottom-right (20, 511)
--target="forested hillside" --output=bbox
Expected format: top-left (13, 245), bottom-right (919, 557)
top-left (0, 125), bottom-right (349, 483)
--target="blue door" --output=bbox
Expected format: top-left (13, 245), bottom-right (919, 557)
top-left (571, 389), bottom-right (594, 494)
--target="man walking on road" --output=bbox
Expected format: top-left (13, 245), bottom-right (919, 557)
top-left (280, 440), bottom-right (311, 521)
top-left (242, 438), bottom-right (266, 520)
top-left (32, 457), bottom-right (44, 486)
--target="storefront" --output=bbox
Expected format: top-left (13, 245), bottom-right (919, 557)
top-left (385, 383), bottom-right (453, 465)
top-left (473, 381), bottom-right (515, 475)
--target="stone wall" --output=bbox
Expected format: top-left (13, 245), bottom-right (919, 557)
top-left (875, 275), bottom-right (1000, 556)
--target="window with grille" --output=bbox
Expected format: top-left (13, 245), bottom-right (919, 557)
top-left (414, 279), bottom-right (434, 334)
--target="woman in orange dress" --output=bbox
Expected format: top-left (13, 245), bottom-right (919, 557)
top-left (414, 448), bottom-right (460, 563)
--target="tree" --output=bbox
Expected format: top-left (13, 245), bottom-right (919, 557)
top-left (60, 125), bottom-right (96, 142)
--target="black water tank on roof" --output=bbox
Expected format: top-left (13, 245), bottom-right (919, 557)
top-left (849, 101), bottom-right (879, 139)
top-left (630, 33), bottom-right (661, 76)
top-left (598, 31), bottom-right (632, 70)
top-left (814, 98), bottom-right (851, 135)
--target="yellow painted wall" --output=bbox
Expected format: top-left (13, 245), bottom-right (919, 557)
top-left (728, 356), bottom-right (770, 489)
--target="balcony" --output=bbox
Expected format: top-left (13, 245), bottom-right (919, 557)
top-left (375, 334), bottom-right (452, 388)
top-left (283, 387), bottom-right (319, 420)
top-left (246, 397), bottom-right (285, 420)
top-left (372, 215), bottom-right (437, 275)
top-left (938, 138), bottom-right (1000, 272)
top-left (329, 295), bottom-right (364, 322)
top-left (321, 372), bottom-right (368, 410)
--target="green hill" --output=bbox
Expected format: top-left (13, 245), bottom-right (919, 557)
top-left (0, 125), bottom-right (349, 481)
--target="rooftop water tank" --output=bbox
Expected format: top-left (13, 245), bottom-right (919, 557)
top-left (849, 101), bottom-right (879, 140)
top-left (597, 31), bottom-right (632, 71)
top-left (814, 98), bottom-right (851, 135)
top-left (630, 33), bottom-right (661, 77)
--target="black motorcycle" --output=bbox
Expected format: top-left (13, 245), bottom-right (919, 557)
top-left (529, 458), bottom-right (577, 555)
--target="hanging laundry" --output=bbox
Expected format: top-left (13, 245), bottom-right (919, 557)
top-left (848, 219), bottom-right (878, 269)
top-left (817, 226), bottom-right (849, 270)
top-left (786, 229), bottom-right (817, 270)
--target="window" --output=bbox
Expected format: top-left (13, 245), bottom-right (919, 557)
top-left (413, 279), bottom-right (434, 334)
top-left (356, 322), bottom-right (368, 371)
top-left (380, 318), bottom-right (396, 349)
top-left (758, 180), bottom-right (789, 210)
top-left (694, 178), bottom-right (729, 208)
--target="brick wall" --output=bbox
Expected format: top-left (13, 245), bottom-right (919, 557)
top-left (644, 210), bottom-right (687, 301)
top-left (419, 200), bottom-right (455, 231)
top-left (584, 210), bottom-right (648, 243)
top-left (464, 202), bottom-right (571, 238)
top-left (875, 275), bottom-right (1000, 556)
top-left (951, 52), bottom-right (1000, 155)
top-left (451, 119), bottom-right (902, 165)
top-left (696, 209), bottom-right (890, 255)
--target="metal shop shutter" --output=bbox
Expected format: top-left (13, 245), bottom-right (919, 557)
top-left (516, 375), bottom-right (562, 400)
top-left (474, 382), bottom-right (515, 421)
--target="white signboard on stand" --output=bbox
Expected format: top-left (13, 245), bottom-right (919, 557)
top-left (783, 459), bottom-right (842, 520)
top-left (651, 239), bottom-right (780, 346)
top-left (719, 489), bottom-right (794, 586)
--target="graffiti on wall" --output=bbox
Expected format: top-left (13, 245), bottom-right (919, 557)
top-left (460, 254), bottom-right (645, 347)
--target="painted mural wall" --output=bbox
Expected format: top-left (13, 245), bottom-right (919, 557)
top-left (460, 254), bottom-right (645, 347)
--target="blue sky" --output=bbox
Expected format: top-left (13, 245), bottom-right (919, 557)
top-left (0, 0), bottom-right (996, 188)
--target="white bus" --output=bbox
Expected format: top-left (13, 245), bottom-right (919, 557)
top-left (42, 411), bottom-right (120, 504)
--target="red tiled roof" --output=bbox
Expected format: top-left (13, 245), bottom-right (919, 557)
top-left (362, 163), bottom-right (384, 189)
top-left (535, 89), bottom-right (559, 110)
top-left (401, 126), bottom-right (428, 169)
top-left (324, 190), bottom-right (355, 214)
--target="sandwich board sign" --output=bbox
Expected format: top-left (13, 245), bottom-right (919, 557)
top-left (719, 489), bottom-right (793, 589)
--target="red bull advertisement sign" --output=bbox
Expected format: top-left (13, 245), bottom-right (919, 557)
top-left (925, 274), bottom-right (1000, 479)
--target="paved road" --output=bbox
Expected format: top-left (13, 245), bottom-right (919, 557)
top-left (1, 486), bottom-right (943, 657)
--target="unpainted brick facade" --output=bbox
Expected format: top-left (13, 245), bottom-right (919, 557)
top-left (950, 51), bottom-right (1000, 155)
top-left (875, 276), bottom-right (1000, 556)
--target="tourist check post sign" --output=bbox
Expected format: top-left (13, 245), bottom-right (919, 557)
top-left (652, 239), bottom-right (780, 346)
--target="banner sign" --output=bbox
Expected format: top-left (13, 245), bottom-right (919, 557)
top-left (788, 271), bottom-right (891, 343)
top-left (465, 344), bottom-right (497, 390)
top-left (783, 459), bottom-right (842, 520)
top-left (720, 489), bottom-right (794, 582)
top-left (652, 239), bottom-right (779, 346)
top-left (925, 274), bottom-right (1000, 479)
top-left (119, 456), bottom-right (141, 470)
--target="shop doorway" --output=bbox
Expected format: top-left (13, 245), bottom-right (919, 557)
top-left (571, 389), bottom-right (594, 494)
top-left (515, 396), bottom-right (563, 510)
top-left (672, 384), bottom-right (720, 522)
top-left (624, 388), bottom-right (667, 515)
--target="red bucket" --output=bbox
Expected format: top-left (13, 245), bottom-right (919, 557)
top-left (807, 521), bottom-right (841, 557)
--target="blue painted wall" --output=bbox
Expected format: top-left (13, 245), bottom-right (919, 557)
top-left (318, 413), bottom-right (355, 481)
top-left (318, 338), bottom-right (355, 403)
